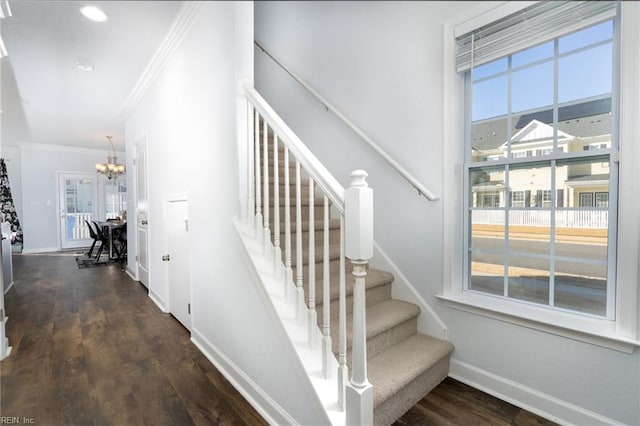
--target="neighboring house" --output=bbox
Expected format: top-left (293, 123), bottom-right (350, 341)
top-left (471, 98), bottom-right (611, 227)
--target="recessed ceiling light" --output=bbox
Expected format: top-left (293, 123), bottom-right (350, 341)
top-left (80, 5), bottom-right (108, 22)
top-left (77, 61), bottom-right (94, 72)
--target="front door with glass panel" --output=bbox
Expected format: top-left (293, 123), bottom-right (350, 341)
top-left (59, 173), bottom-right (98, 249)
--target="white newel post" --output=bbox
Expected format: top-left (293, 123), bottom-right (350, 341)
top-left (344, 170), bottom-right (374, 426)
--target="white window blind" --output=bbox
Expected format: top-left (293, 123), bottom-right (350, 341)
top-left (456, 1), bottom-right (617, 72)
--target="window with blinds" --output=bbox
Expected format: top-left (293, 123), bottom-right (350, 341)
top-left (461, 1), bottom-right (619, 318)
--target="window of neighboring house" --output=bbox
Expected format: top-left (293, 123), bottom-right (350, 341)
top-left (596, 192), bottom-right (609, 207)
top-left (510, 190), bottom-right (525, 208)
top-left (462, 5), bottom-right (617, 319)
top-left (481, 193), bottom-right (500, 207)
top-left (579, 192), bottom-right (594, 207)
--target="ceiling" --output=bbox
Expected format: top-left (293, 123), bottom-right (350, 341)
top-left (1, 1), bottom-right (183, 151)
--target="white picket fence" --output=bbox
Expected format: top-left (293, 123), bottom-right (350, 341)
top-left (471, 209), bottom-right (608, 229)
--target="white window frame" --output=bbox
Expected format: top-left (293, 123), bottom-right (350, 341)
top-left (440, 1), bottom-right (640, 353)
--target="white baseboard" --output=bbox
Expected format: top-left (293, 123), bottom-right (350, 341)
top-left (148, 289), bottom-right (168, 312)
top-left (21, 247), bottom-right (59, 254)
top-left (191, 329), bottom-right (296, 426)
top-left (125, 268), bottom-right (137, 282)
top-left (371, 242), bottom-right (448, 339)
top-left (450, 359), bottom-right (623, 426)
top-left (4, 281), bottom-right (13, 295)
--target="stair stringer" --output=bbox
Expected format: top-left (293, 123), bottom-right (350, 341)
top-left (233, 217), bottom-right (346, 426)
top-left (370, 241), bottom-right (448, 340)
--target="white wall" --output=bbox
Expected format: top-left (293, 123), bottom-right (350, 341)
top-left (255, 2), bottom-right (640, 424)
top-left (124, 3), bottom-right (327, 423)
top-left (16, 144), bottom-right (120, 253)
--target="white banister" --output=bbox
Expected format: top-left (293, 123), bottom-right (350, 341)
top-left (273, 134), bottom-right (281, 280)
top-left (253, 44), bottom-right (438, 201)
top-left (308, 178), bottom-right (317, 349)
top-left (345, 170), bottom-right (374, 426)
top-left (338, 214), bottom-right (347, 409)
top-left (295, 161), bottom-right (305, 325)
top-left (243, 83), bottom-right (345, 212)
top-left (263, 119), bottom-right (271, 257)
top-left (284, 146), bottom-right (293, 300)
top-left (255, 110), bottom-right (263, 242)
top-left (247, 104), bottom-right (255, 229)
top-left (242, 83), bottom-right (376, 425)
top-left (322, 195), bottom-right (332, 379)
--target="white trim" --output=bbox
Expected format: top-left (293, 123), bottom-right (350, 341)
top-left (125, 268), bottom-right (137, 282)
top-left (438, 293), bottom-right (639, 353)
top-left (148, 288), bottom-right (168, 313)
top-left (450, 359), bottom-right (624, 426)
top-left (615, 1), bottom-right (640, 341)
top-left (17, 142), bottom-right (124, 156)
top-left (119, 2), bottom-right (208, 119)
top-left (370, 242), bottom-right (448, 340)
top-left (191, 330), bottom-right (297, 426)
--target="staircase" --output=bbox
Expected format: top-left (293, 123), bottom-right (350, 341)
top-left (238, 83), bottom-right (453, 426)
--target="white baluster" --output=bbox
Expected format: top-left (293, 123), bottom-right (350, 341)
top-left (338, 215), bottom-right (347, 409)
top-left (247, 104), bottom-right (255, 229)
top-left (322, 195), bottom-right (332, 379)
top-left (296, 162), bottom-right (305, 325)
top-left (255, 112), bottom-right (262, 242)
top-left (345, 170), bottom-right (373, 426)
top-left (273, 134), bottom-right (281, 280)
top-left (307, 178), bottom-right (316, 348)
top-left (284, 147), bottom-right (293, 300)
top-left (263, 119), bottom-right (271, 258)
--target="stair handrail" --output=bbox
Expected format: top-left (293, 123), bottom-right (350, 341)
top-left (255, 41), bottom-right (439, 201)
top-left (243, 81), bottom-right (346, 213)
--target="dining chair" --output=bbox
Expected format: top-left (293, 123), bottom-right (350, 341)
top-left (84, 220), bottom-right (100, 258)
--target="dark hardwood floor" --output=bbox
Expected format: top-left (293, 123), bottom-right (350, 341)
top-left (1, 253), bottom-right (556, 425)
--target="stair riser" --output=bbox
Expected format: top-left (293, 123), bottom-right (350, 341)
top-left (262, 205), bottom-right (327, 225)
top-left (276, 228), bottom-right (341, 250)
top-left (327, 316), bottom-right (418, 365)
top-left (311, 282), bottom-right (392, 320)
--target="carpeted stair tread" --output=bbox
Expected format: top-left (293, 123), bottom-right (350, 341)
top-left (368, 334), bottom-right (454, 409)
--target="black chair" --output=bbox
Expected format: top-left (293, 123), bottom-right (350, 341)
top-left (84, 220), bottom-right (100, 258)
top-left (92, 221), bottom-right (114, 262)
top-left (116, 223), bottom-right (127, 269)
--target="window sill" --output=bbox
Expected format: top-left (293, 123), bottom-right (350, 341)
top-left (436, 292), bottom-right (640, 353)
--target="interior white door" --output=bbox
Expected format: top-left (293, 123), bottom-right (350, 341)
top-left (58, 173), bottom-right (97, 250)
top-left (135, 141), bottom-right (149, 287)
top-left (167, 199), bottom-right (191, 330)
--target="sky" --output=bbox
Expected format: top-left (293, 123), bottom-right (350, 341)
top-left (472, 20), bottom-right (613, 122)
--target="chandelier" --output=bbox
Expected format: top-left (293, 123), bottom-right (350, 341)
top-left (95, 136), bottom-right (125, 180)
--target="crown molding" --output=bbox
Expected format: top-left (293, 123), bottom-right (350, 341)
top-left (17, 142), bottom-right (124, 156)
top-left (118, 1), bottom-right (208, 119)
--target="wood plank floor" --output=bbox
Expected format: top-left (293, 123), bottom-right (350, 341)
top-left (1, 253), bottom-right (556, 425)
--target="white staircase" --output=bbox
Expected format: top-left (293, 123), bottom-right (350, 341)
top-left (236, 82), bottom-right (453, 425)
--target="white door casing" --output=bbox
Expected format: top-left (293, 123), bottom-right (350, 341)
top-left (135, 139), bottom-right (149, 287)
top-left (166, 197), bottom-right (191, 330)
top-left (58, 173), bottom-right (98, 250)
